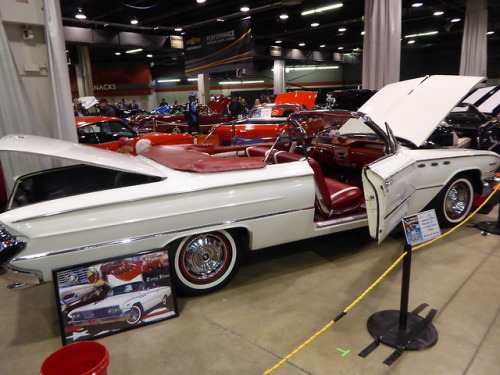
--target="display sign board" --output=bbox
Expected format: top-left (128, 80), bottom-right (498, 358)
top-left (53, 249), bottom-right (178, 345)
top-left (402, 209), bottom-right (442, 246)
top-left (184, 18), bottom-right (253, 75)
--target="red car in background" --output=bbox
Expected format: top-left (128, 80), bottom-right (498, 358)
top-left (208, 91), bottom-right (318, 145)
top-left (128, 96), bottom-right (234, 134)
top-left (76, 117), bottom-right (193, 154)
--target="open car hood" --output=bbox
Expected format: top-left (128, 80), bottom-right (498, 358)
top-left (274, 91), bottom-right (317, 110)
top-left (0, 134), bottom-right (168, 178)
top-left (78, 96), bottom-right (99, 110)
top-left (207, 96), bottom-right (231, 113)
top-left (358, 75), bottom-right (485, 146)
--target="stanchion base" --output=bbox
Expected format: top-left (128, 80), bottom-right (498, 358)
top-left (367, 310), bottom-right (438, 351)
top-left (476, 221), bottom-right (500, 235)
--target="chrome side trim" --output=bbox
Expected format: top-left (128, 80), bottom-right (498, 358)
top-left (12, 206), bottom-right (315, 262)
top-left (314, 213), bottom-right (368, 228)
top-left (11, 173), bottom-right (312, 224)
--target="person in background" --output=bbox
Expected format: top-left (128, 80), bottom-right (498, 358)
top-left (73, 99), bottom-right (89, 117)
top-left (117, 137), bottom-right (134, 155)
top-left (99, 98), bottom-right (118, 117)
top-left (132, 100), bottom-right (139, 110)
top-left (239, 97), bottom-right (248, 116)
top-left (185, 92), bottom-right (199, 134)
top-left (228, 96), bottom-right (244, 117)
top-left (159, 98), bottom-right (168, 106)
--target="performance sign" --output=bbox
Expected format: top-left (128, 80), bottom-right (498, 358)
top-left (184, 18), bottom-right (253, 75)
top-left (402, 209), bottom-right (442, 246)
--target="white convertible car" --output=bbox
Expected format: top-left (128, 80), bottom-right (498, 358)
top-left (0, 76), bottom-right (498, 295)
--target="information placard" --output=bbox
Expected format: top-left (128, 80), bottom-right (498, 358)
top-left (402, 209), bottom-right (441, 246)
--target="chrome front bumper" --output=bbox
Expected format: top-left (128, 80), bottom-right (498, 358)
top-left (0, 265), bottom-right (41, 289)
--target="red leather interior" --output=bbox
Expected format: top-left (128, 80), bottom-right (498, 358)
top-left (142, 145), bottom-right (266, 172)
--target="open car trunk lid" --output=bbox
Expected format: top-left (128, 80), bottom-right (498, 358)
top-left (0, 134), bottom-right (168, 178)
top-left (358, 75), bottom-right (485, 147)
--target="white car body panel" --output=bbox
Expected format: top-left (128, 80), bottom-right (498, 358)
top-left (363, 147), bottom-right (500, 241)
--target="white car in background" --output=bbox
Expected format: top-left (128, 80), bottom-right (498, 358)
top-left (0, 75), bottom-right (498, 296)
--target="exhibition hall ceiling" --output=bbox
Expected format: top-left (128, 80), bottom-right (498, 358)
top-left (60, 0), bottom-right (500, 64)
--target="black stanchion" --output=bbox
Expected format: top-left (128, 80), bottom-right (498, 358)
top-left (359, 244), bottom-right (438, 366)
top-left (477, 188), bottom-right (500, 235)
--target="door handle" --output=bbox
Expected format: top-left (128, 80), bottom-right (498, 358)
top-left (384, 179), bottom-right (394, 186)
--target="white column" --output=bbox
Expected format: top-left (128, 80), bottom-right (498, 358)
top-left (273, 59), bottom-right (286, 95)
top-left (76, 45), bottom-right (94, 97)
top-left (197, 73), bottom-right (210, 104)
top-left (362, 0), bottom-right (401, 89)
top-left (44, 0), bottom-right (76, 142)
top-left (459, 0), bottom-right (487, 77)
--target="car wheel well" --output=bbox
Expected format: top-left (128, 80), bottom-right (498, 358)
top-left (162, 227), bottom-right (251, 255)
top-left (451, 170), bottom-right (482, 194)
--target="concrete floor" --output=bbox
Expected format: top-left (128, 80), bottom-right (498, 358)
top-left (1, 207), bottom-right (499, 375)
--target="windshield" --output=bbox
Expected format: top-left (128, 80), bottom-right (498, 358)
top-left (248, 105), bottom-right (299, 119)
top-left (107, 282), bottom-right (145, 296)
top-left (77, 120), bottom-right (137, 145)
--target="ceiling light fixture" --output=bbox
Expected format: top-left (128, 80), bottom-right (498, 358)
top-left (219, 80), bottom-right (265, 85)
top-left (158, 79), bottom-right (181, 83)
top-left (451, 18), bottom-right (461, 23)
top-left (338, 27), bottom-right (346, 32)
top-left (279, 14), bottom-right (289, 20)
top-left (404, 31), bottom-right (438, 38)
top-left (125, 48), bottom-right (143, 54)
top-left (287, 66), bottom-right (339, 71)
top-left (320, 44), bottom-right (326, 48)
top-left (411, 2), bottom-right (423, 7)
top-left (301, 3), bottom-right (343, 16)
top-left (408, 40), bottom-right (416, 44)
top-left (433, 11), bottom-right (444, 16)
top-left (361, 31), bottom-right (365, 35)
top-left (240, 6), bottom-right (250, 12)
top-left (275, 40), bottom-right (282, 44)
top-left (487, 31), bottom-right (495, 35)
top-left (338, 46), bottom-right (344, 50)
top-left (299, 42), bottom-right (306, 46)
top-left (115, 52), bottom-right (121, 56)
top-left (147, 54), bottom-right (153, 58)
top-left (311, 22), bottom-right (320, 27)
top-left (174, 27), bottom-right (182, 32)
top-left (130, 18), bottom-right (139, 25)
top-left (75, 8), bottom-right (86, 19)
top-left (196, 0), bottom-right (206, 3)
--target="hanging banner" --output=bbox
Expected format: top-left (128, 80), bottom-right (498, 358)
top-left (184, 18), bottom-right (253, 75)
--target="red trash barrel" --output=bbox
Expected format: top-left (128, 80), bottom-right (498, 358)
top-left (40, 341), bottom-right (110, 375)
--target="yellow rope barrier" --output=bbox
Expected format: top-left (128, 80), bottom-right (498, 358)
top-left (262, 182), bottom-right (499, 375)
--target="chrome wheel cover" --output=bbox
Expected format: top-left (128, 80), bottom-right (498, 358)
top-left (180, 233), bottom-right (229, 283)
top-left (444, 181), bottom-right (471, 220)
top-left (127, 306), bottom-right (141, 325)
